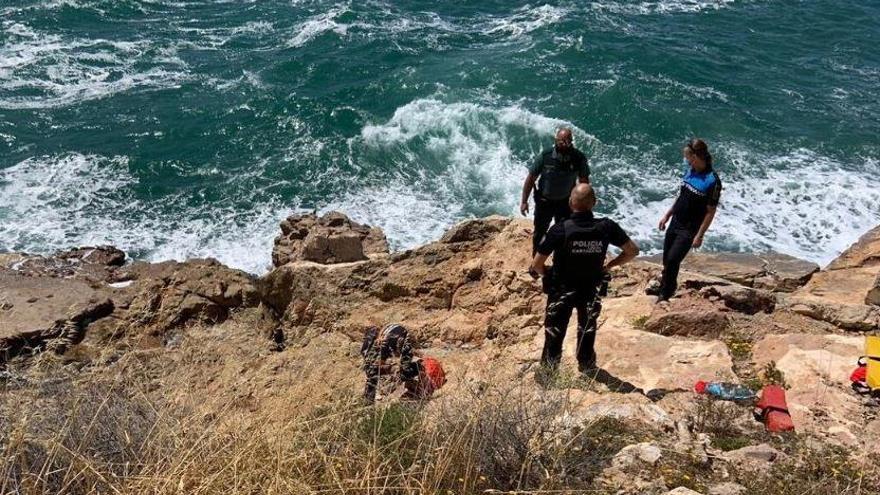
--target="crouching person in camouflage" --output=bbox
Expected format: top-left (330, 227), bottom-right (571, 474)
top-left (360, 323), bottom-right (447, 404)
top-left (361, 324), bottom-right (420, 404)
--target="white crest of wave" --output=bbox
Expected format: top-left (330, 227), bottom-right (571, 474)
top-left (484, 4), bottom-right (569, 38)
top-left (0, 21), bottom-right (191, 109)
top-left (0, 154), bottom-right (136, 251)
top-left (345, 98), bottom-right (588, 249)
top-left (288, 7), bottom-right (350, 48)
top-left (591, 0), bottom-right (737, 15)
top-left (0, 153), bottom-right (286, 274)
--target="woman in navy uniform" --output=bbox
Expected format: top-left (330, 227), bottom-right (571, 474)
top-left (654, 139), bottom-right (722, 302)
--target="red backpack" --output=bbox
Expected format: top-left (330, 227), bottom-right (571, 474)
top-left (421, 357), bottom-right (447, 394)
top-left (754, 385), bottom-right (795, 432)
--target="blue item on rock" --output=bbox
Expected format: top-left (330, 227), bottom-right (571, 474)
top-left (694, 380), bottom-right (757, 401)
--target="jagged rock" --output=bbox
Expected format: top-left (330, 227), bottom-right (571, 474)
top-left (708, 482), bottom-right (746, 495)
top-left (1, 245), bottom-right (127, 282)
top-left (122, 259), bottom-right (260, 335)
top-left (786, 298), bottom-right (880, 331)
top-left (0, 271), bottom-right (113, 339)
top-left (722, 444), bottom-right (780, 466)
top-left (827, 225), bottom-right (880, 270)
top-left (753, 253), bottom-right (820, 292)
top-left (57, 246), bottom-right (126, 267)
top-left (1, 298), bottom-right (114, 362)
top-left (612, 442), bottom-right (663, 469)
top-left (752, 333), bottom-right (867, 448)
top-left (440, 216), bottom-right (511, 244)
top-left (867, 273), bottom-right (880, 306)
top-left (301, 231), bottom-right (366, 263)
top-left (785, 266), bottom-right (880, 330)
top-left (642, 252), bottom-right (818, 292)
top-left (643, 304), bottom-right (730, 338)
top-left (272, 212), bottom-right (388, 266)
top-left (261, 218), bottom-right (540, 345)
top-left (699, 285), bottom-right (776, 314)
top-left (786, 225), bottom-right (880, 328)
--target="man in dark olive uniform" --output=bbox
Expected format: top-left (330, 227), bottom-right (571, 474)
top-left (530, 184), bottom-right (639, 373)
top-left (520, 128), bottom-right (591, 255)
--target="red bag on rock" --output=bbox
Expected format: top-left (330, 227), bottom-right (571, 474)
top-left (754, 385), bottom-right (795, 432)
top-left (404, 357), bottom-right (447, 400)
top-left (421, 357), bottom-right (447, 393)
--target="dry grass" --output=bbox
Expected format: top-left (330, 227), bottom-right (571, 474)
top-left (0, 362), bottom-right (641, 495)
top-left (1, 347), bottom-right (878, 494)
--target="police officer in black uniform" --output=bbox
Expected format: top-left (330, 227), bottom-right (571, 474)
top-left (520, 128), bottom-right (590, 255)
top-left (530, 183), bottom-right (639, 373)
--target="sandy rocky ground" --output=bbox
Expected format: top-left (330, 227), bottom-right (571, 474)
top-left (2, 212), bottom-right (880, 494)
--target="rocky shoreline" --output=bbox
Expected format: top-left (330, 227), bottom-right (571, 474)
top-left (2, 212), bottom-right (880, 493)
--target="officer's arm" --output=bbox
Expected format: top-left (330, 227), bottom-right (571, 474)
top-left (578, 156), bottom-right (590, 183)
top-left (604, 240), bottom-right (639, 271)
top-left (520, 173), bottom-right (537, 215)
top-left (531, 252), bottom-right (550, 277)
top-left (694, 206), bottom-right (717, 244)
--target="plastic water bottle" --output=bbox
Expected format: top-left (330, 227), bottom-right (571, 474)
top-left (694, 380), bottom-right (756, 401)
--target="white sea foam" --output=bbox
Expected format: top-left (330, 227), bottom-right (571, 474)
top-left (591, 0), bottom-right (738, 15)
top-left (0, 154), bottom-right (137, 252)
top-left (345, 98), bottom-right (588, 249)
top-left (636, 71), bottom-right (729, 102)
top-left (483, 4), bottom-right (569, 38)
top-left (288, 7), bottom-right (351, 48)
top-left (0, 153), bottom-right (288, 274)
top-left (0, 21), bottom-right (191, 109)
top-left (1, 107), bottom-right (876, 273)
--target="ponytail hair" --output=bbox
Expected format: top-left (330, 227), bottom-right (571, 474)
top-left (686, 138), bottom-right (713, 168)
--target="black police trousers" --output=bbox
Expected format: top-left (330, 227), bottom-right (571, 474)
top-left (541, 287), bottom-right (602, 371)
top-left (532, 195), bottom-right (571, 254)
top-left (659, 221), bottom-right (697, 300)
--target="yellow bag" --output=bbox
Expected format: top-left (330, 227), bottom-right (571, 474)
top-left (867, 335), bottom-right (880, 390)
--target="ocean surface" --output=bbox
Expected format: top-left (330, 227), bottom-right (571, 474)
top-left (1, 0), bottom-right (878, 274)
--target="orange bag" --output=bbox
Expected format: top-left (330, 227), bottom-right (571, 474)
top-left (403, 357), bottom-right (447, 400)
top-left (421, 357), bottom-right (447, 394)
top-left (754, 385), bottom-right (795, 432)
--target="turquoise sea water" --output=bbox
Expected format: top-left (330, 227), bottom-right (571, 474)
top-left (1, 0), bottom-right (878, 273)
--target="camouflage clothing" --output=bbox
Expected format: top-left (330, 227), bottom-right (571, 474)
top-left (361, 324), bottom-right (419, 403)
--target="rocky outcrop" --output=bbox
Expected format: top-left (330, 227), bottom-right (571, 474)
top-left (261, 216), bottom-right (538, 345)
top-left (1, 249), bottom-right (261, 359)
top-left (4, 212), bottom-right (880, 481)
top-left (642, 251), bottom-right (819, 292)
top-left (271, 212), bottom-right (389, 266)
top-left (1, 298), bottom-right (114, 362)
top-left (642, 298), bottom-right (730, 338)
top-left (0, 245), bottom-right (127, 283)
top-left (439, 216), bottom-right (511, 244)
top-left (869, 274), bottom-right (880, 307)
top-left (784, 226), bottom-right (880, 330)
top-left (119, 259), bottom-right (261, 338)
top-left (699, 284), bottom-right (776, 315)
top-left (826, 225), bottom-right (880, 270)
